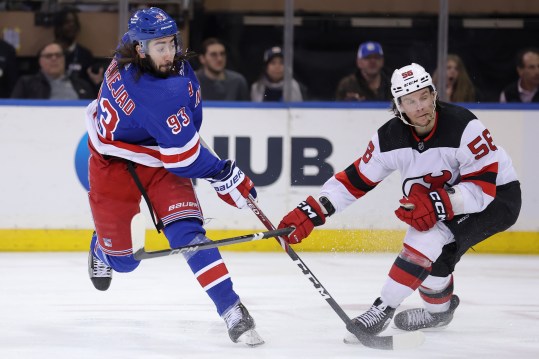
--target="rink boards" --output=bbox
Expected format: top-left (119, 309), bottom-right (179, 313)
top-left (0, 101), bottom-right (537, 253)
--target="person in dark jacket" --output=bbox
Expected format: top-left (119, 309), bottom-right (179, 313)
top-left (54, 7), bottom-right (104, 89)
top-left (500, 47), bottom-right (539, 103)
top-left (335, 41), bottom-right (392, 101)
top-left (196, 37), bottom-right (249, 101)
top-left (0, 39), bottom-right (18, 98)
top-left (11, 42), bottom-right (95, 99)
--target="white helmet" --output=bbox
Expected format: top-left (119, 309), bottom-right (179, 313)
top-left (390, 63), bottom-right (435, 100)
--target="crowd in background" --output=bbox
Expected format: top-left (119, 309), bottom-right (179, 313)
top-left (1, 7), bottom-right (538, 103)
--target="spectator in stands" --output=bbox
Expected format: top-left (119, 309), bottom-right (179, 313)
top-left (11, 42), bottom-right (95, 99)
top-left (500, 47), bottom-right (539, 103)
top-left (251, 46), bottom-right (304, 102)
top-left (433, 54), bottom-right (476, 102)
top-left (0, 39), bottom-right (18, 98)
top-left (335, 41), bottom-right (391, 101)
top-left (54, 7), bottom-right (104, 89)
top-left (196, 37), bottom-right (249, 101)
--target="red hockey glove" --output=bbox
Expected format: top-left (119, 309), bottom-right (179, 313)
top-left (395, 188), bottom-right (454, 232)
top-left (278, 196), bottom-right (326, 244)
top-left (209, 160), bottom-right (257, 209)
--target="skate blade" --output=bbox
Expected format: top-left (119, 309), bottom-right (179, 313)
top-left (236, 329), bottom-right (265, 347)
top-left (391, 323), bottom-right (450, 332)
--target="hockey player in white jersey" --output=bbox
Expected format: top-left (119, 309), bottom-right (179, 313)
top-left (278, 63), bottom-right (521, 337)
top-left (85, 7), bottom-right (263, 346)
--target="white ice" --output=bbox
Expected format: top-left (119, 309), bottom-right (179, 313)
top-left (1, 252), bottom-right (538, 359)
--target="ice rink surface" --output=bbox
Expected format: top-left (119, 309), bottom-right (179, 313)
top-left (1, 251), bottom-right (538, 359)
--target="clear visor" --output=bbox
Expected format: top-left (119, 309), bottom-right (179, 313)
top-left (138, 32), bottom-right (183, 56)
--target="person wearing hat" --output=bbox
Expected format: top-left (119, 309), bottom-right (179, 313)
top-left (335, 41), bottom-right (392, 101)
top-left (250, 46), bottom-right (304, 102)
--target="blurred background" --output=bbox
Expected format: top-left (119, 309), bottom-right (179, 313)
top-left (1, 0), bottom-right (538, 102)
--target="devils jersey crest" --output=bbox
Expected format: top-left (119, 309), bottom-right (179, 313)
top-left (402, 170), bottom-right (452, 197)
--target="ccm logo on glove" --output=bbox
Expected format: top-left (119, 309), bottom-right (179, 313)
top-left (299, 201), bottom-right (325, 224)
top-left (429, 191), bottom-right (449, 221)
top-left (278, 196), bottom-right (327, 244)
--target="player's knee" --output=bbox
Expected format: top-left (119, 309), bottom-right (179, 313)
top-left (164, 218), bottom-right (206, 249)
top-left (399, 244), bottom-right (432, 268)
top-left (107, 254), bottom-right (140, 273)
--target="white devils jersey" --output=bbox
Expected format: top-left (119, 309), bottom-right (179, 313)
top-left (319, 102), bottom-right (518, 215)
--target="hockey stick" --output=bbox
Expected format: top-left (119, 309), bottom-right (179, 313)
top-left (130, 213), bottom-right (294, 260)
top-left (199, 138), bottom-right (424, 350)
top-left (244, 196), bottom-right (424, 350)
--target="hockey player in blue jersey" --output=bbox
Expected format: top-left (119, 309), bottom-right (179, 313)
top-left (85, 7), bottom-right (263, 346)
top-left (278, 63), bottom-right (521, 339)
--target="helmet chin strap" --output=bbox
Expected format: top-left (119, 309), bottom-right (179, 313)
top-left (396, 91), bottom-right (437, 129)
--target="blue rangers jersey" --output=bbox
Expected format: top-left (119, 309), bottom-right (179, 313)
top-left (318, 102), bottom-right (518, 216)
top-left (85, 57), bottom-right (225, 179)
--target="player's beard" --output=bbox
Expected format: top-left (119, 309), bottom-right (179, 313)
top-left (141, 56), bottom-right (175, 78)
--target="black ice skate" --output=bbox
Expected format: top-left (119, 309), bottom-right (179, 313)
top-left (222, 303), bottom-right (264, 347)
top-left (393, 295), bottom-right (460, 331)
top-left (88, 250), bottom-right (112, 291)
top-left (348, 297), bottom-right (396, 336)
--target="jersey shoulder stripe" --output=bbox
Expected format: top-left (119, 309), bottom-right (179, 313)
top-left (462, 162), bottom-right (498, 197)
top-left (335, 159), bottom-right (379, 199)
top-left (86, 101), bottom-right (202, 168)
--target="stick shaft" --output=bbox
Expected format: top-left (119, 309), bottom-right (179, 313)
top-left (245, 197), bottom-right (352, 322)
top-left (133, 227), bottom-right (293, 260)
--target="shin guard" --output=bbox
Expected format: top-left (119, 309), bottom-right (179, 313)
top-left (382, 245), bottom-right (432, 308)
top-left (164, 221), bottom-right (240, 316)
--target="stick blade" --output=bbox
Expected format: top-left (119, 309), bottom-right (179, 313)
top-left (131, 213), bottom-right (146, 258)
top-left (392, 330), bottom-right (425, 349)
top-left (343, 330), bottom-right (425, 350)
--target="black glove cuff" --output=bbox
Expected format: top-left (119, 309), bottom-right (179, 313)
top-left (210, 160), bottom-right (233, 182)
top-left (319, 196), bottom-right (336, 217)
top-left (297, 197), bottom-right (326, 226)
